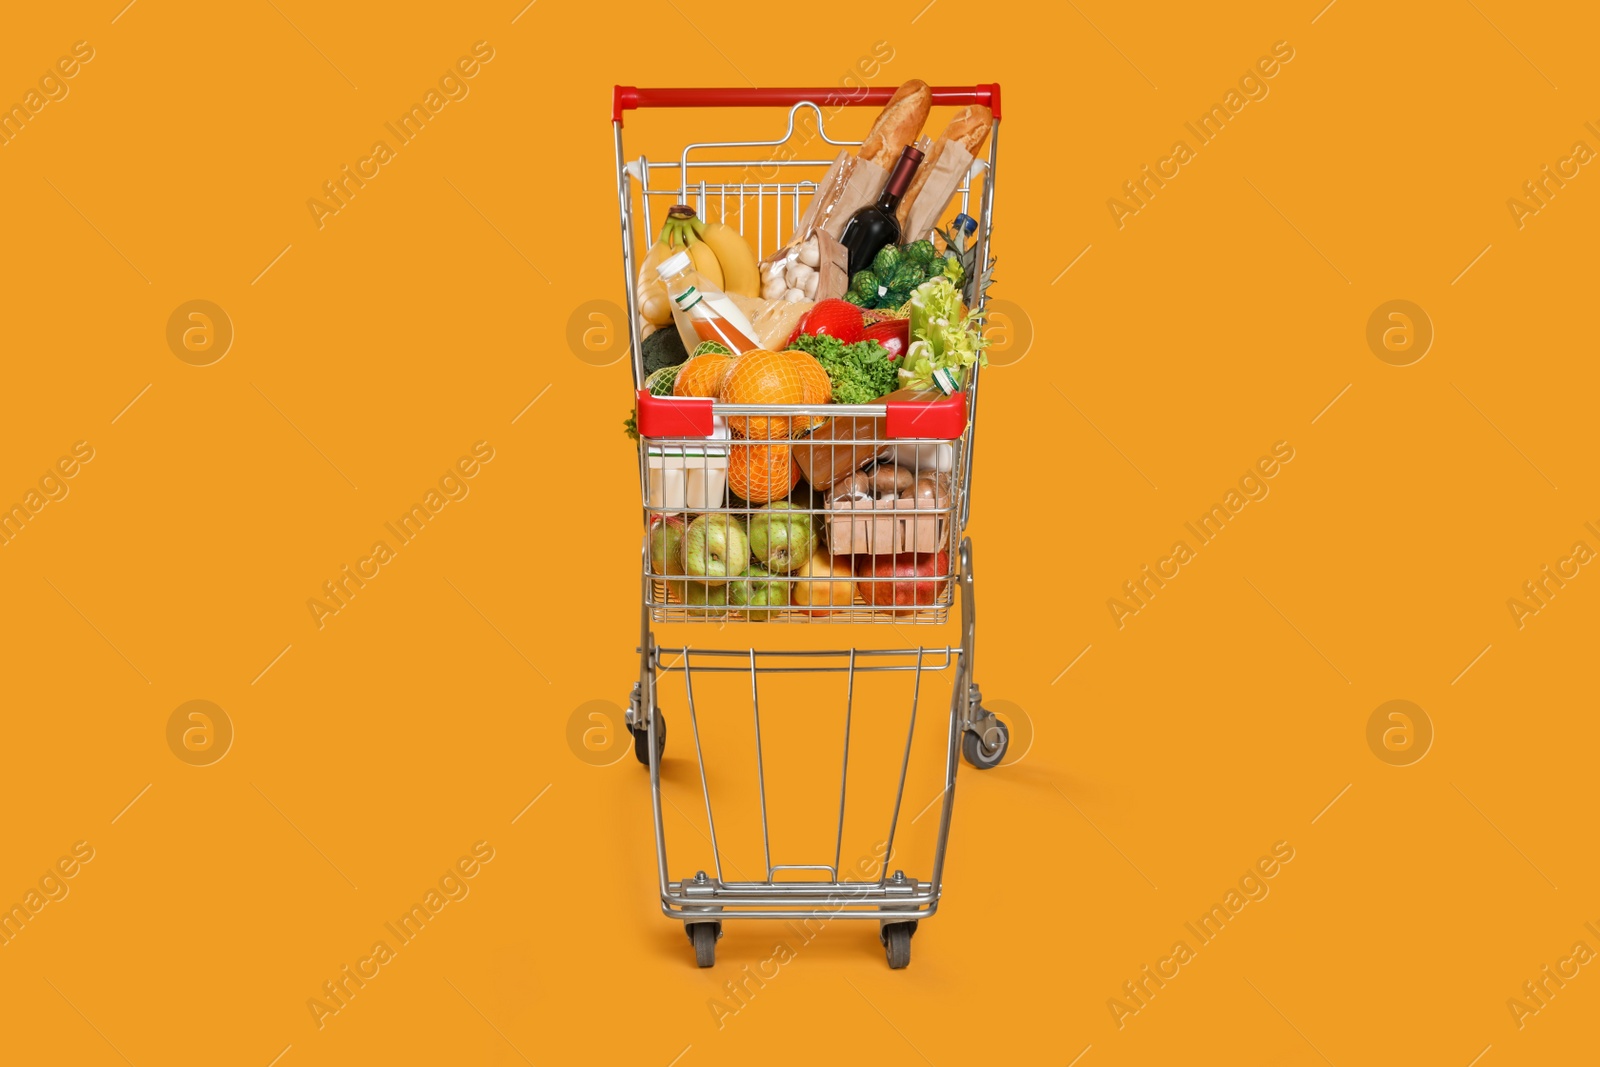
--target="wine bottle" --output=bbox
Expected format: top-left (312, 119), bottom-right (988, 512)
top-left (840, 143), bottom-right (925, 277)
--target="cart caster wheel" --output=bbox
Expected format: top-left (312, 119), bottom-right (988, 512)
top-left (880, 922), bottom-right (915, 969)
top-left (962, 715), bottom-right (1008, 770)
top-left (632, 708), bottom-right (666, 765)
top-left (687, 921), bottom-right (721, 967)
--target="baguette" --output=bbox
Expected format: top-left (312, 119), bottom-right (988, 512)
top-left (858, 80), bottom-right (931, 168)
top-left (895, 105), bottom-right (994, 230)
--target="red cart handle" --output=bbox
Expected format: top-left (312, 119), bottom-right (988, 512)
top-left (613, 84), bottom-right (1001, 125)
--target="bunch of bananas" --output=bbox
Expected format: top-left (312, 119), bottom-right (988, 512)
top-left (636, 205), bottom-right (760, 327)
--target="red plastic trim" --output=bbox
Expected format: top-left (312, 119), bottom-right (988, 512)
top-left (637, 390), bottom-right (714, 438)
top-left (885, 391), bottom-right (967, 441)
top-left (614, 84), bottom-right (1000, 125)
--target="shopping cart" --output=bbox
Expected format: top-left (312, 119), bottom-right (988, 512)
top-left (613, 84), bottom-right (1008, 968)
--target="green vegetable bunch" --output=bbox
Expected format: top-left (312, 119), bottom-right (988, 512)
top-left (900, 276), bottom-right (988, 393)
top-left (845, 240), bottom-right (960, 310)
top-left (786, 333), bottom-right (898, 405)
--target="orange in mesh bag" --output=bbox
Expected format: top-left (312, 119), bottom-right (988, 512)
top-left (673, 350), bottom-right (736, 397)
top-left (718, 349), bottom-right (805, 437)
top-left (729, 439), bottom-right (800, 504)
top-left (789, 350), bottom-right (832, 433)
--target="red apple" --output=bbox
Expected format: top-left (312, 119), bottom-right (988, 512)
top-left (854, 550), bottom-right (950, 614)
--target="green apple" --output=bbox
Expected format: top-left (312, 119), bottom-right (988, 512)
top-left (682, 514), bottom-right (749, 585)
top-left (726, 563), bottom-right (788, 622)
top-left (667, 576), bottom-right (730, 617)
top-left (747, 502), bottom-right (816, 573)
top-left (650, 515), bottom-right (688, 575)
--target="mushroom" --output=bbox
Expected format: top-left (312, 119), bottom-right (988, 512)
top-left (838, 471), bottom-right (874, 501)
top-left (871, 463), bottom-right (912, 495)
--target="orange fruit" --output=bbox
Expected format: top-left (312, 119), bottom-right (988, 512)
top-left (719, 349), bottom-right (805, 438)
top-left (786, 349), bottom-right (832, 434)
top-left (674, 351), bottom-right (736, 398)
top-left (729, 439), bottom-right (800, 504)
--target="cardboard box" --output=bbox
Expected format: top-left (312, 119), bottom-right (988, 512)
top-left (825, 474), bottom-right (951, 554)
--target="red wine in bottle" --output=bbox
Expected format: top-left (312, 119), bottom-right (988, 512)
top-left (840, 143), bottom-right (925, 277)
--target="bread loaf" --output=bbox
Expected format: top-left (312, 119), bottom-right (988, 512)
top-left (858, 80), bottom-right (931, 168)
top-left (895, 105), bottom-right (994, 230)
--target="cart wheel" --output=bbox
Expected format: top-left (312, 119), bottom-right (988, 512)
top-left (687, 921), bottom-right (720, 967)
top-left (881, 922), bottom-right (915, 969)
top-left (962, 715), bottom-right (1008, 770)
top-left (633, 708), bottom-right (666, 765)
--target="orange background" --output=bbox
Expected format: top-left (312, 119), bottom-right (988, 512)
top-left (2, 1), bottom-right (1597, 1064)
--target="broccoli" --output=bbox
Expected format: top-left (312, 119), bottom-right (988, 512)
top-left (786, 333), bottom-right (898, 405)
top-left (642, 328), bottom-right (689, 374)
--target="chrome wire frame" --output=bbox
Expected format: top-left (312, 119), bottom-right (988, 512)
top-left (641, 414), bottom-right (967, 626)
top-left (616, 100), bottom-right (998, 926)
top-left (645, 555), bottom-right (977, 920)
top-left (615, 100), bottom-right (1000, 536)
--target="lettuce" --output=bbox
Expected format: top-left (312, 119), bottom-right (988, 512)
top-left (900, 277), bottom-right (988, 393)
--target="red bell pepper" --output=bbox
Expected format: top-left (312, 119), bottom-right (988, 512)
top-left (863, 318), bottom-right (910, 360)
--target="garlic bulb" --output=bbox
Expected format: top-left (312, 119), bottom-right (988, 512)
top-left (798, 236), bottom-right (821, 268)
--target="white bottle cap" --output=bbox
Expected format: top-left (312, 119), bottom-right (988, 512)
top-left (656, 249), bottom-right (693, 278)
